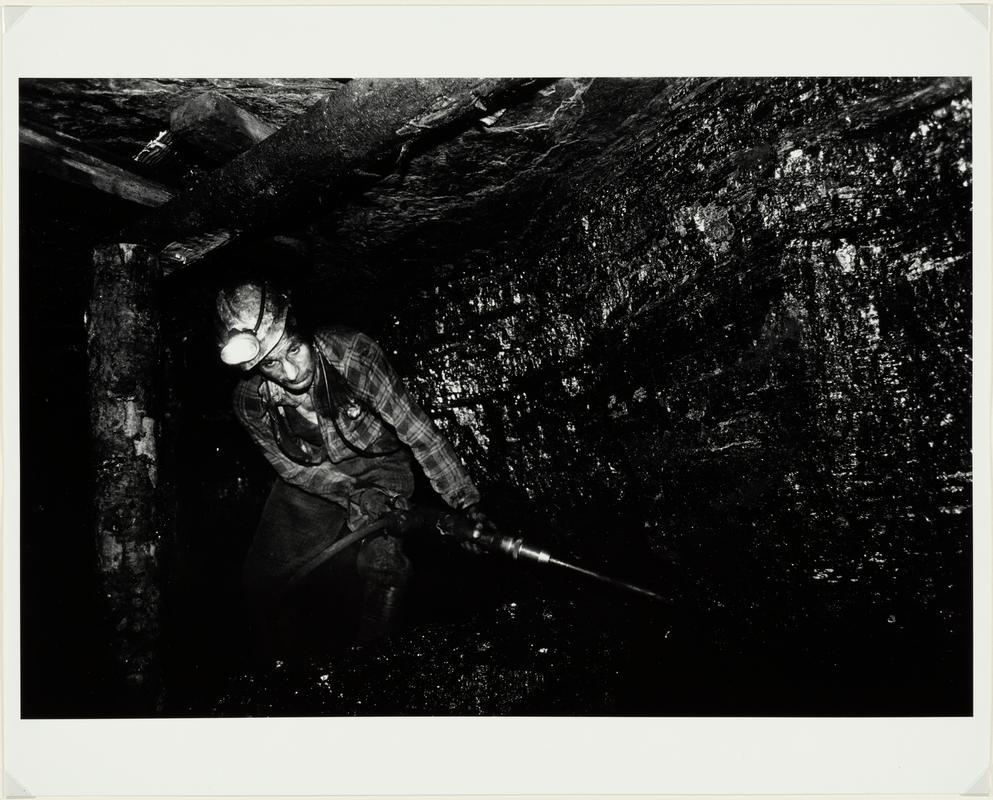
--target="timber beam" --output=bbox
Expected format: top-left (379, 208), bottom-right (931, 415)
top-left (126, 78), bottom-right (552, 268)
top-left (20, 125), bottom-right (175, 207)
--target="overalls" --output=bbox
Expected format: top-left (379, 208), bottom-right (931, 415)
top-left (242, 352), bottom-right (414, 658)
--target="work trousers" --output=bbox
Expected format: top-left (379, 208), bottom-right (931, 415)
top-left (243, 480), bottom-right (411, 660)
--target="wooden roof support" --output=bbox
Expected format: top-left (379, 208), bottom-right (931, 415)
top-left (89, 243), bottom-right (166, 712)
top-left (20, 125), bottom-right (175, 207)
top-left (127, 78), bottom-right (550, 268)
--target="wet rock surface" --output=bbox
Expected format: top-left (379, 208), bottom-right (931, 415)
top-left (380, 79), bottom-right (972, 715)
top-left (211, 598), bottom-right (616, 717)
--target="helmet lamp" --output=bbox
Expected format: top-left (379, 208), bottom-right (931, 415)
top-left (220, 331), bottom-right (263, 366)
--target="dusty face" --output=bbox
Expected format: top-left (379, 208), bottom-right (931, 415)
top-left (257, 331), bottom-right (315, 394)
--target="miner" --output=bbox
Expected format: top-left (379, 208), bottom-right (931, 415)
top-left (216, 280), bottom-right (486, 656)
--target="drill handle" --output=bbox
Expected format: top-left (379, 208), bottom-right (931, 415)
top-left (434, 513), bottom-right (551, 563)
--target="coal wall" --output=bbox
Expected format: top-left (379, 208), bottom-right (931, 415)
top-left (384, 78), bottom-right (972, 706)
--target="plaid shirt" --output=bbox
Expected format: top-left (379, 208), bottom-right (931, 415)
top-left (233, 326), bottom-right (480, 520)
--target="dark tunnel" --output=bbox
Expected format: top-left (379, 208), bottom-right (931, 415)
top-left (18, 77), bottom-right (973, 717)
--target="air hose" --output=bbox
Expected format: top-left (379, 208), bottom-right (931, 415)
top-left (281, 515), bottom-right (395, 597)
top-left (282, 505), bottom-right (669, 604)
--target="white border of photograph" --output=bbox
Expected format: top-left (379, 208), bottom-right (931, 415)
top-left (3, 4), bottom-right (990, 797)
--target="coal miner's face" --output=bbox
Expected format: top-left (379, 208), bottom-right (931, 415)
top-left (257, 332), bottom-right (315, 394)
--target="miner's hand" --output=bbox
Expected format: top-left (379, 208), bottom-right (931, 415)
top-left (461, 503), bottom-right (497, 555)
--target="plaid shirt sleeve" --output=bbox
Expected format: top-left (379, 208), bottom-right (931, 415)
top-left (336, 331), bottom-right (481, 511)
top-left (232, 377), bottom-right (358, 505)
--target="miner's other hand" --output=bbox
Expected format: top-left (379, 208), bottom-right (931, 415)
top-left (358, 488), bottom-right (407, 520)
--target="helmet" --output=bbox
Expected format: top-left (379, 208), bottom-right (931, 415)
top-left (215, 282), bottom-right (289, 370)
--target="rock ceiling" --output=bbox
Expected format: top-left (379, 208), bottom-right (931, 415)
top-left (19, 77), bottom-right (670, 291)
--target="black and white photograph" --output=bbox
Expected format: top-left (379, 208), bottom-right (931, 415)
top-left (3, 5), bottom-right (990, 797)
top-left (18, 72), bottom-right (976, 716)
